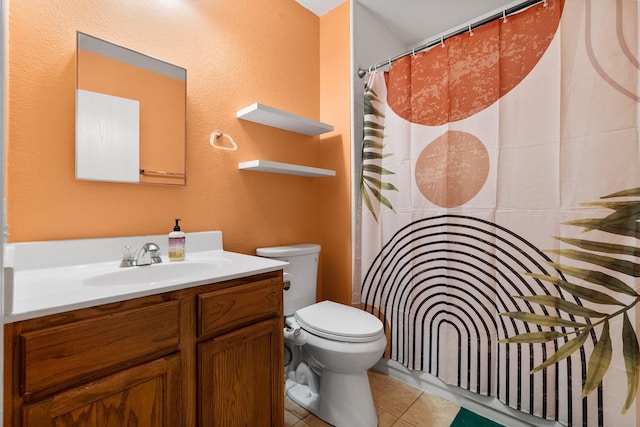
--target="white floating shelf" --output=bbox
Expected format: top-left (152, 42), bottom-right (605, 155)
top-left (238, 160), bottom-right (336, 177)
top-left (237, 103), bottom-right (334, 136)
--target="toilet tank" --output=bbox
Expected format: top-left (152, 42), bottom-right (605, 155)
top-left (256, 244), bottom-right (321, 316)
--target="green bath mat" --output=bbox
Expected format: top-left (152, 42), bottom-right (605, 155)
top-left (450, 408), bottom-right (504, 427)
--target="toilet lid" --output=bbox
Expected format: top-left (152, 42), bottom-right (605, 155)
top-left (295, 300), bottom-right (384, 343)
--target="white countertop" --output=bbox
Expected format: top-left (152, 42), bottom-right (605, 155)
top-left (4, 231), bottom-right (288, 323)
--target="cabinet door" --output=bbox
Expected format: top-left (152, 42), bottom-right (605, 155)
top-left (22, 354), bottom-right (181, 427)
top-left (198, 318), bottom-right (284, 427)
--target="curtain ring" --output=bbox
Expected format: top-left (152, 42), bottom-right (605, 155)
top-left (543, 0), bottom-right (548, 6)
top-left (388, 58), bottom-right (392, 68)
top-left (468, 24), bottom-right (473, 36)
top-left (440, 36), bottom-right (445, 48)
top-left (502, 10), bottom-right (508, 23)
top-left (412, 48), bottom-right (416, 58)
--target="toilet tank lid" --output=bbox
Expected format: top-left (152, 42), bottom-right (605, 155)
top-left (256, 243), bottom-right (321, 257)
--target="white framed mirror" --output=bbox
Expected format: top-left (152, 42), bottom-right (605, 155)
top-left (75, 32), bottom-right (186, 185)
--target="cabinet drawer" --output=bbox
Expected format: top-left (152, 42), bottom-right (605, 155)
top-left (198, 277), bottom-right (282, 337)
top-left (21, 300), bottom-right (180, 396)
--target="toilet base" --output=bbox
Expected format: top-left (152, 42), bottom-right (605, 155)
top-left (286, 362), bottom-right (321, 413)
top-left (287, 369), bottom-right (378, 427)
top-left (286, 379), bottom-right (320, 413)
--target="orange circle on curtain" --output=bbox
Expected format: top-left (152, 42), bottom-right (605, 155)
top-left (386, 0), bottom-right (564, 126)
top-left (415, 131), bottom-right (490, 208)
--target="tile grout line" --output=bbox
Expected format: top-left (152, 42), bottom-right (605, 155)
top-left (392, 391), bottom-right (424, 426)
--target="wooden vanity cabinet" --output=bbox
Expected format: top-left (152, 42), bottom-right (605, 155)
top-left (4, 271), bottom-right (284, 427)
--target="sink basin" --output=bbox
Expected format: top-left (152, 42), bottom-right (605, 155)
top-left (83, 260), bottom-right (230, 287)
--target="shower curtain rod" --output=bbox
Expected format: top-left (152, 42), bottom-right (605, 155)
top-left (357, 0), bottom-right (546, 78)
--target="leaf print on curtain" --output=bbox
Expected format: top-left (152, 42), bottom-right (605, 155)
top-left (500, 188), bottom-right (640, 415)
top-left (361, 79), bottom-right (398, 222)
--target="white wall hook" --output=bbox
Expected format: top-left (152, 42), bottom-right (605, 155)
top-left (210, 130), bottom-right (238, 151)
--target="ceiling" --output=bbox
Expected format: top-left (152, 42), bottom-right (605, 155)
top-left (297, 0), bottom-right (523, 46)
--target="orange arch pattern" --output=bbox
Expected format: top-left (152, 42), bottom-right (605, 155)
top-left (386, 0), bottom-right (564, 126)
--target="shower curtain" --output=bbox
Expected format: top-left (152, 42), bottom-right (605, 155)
top-left (356, 0), bottom-right (640, 426)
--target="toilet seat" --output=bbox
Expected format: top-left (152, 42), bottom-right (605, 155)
top-left (295, 300), bottom-right (384, 343)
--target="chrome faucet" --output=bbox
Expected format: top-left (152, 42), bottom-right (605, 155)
top-left (135, 242), bottom-right (163, 266)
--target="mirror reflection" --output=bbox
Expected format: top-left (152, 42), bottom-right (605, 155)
top-left (75, 32), bottom-right (186, 185)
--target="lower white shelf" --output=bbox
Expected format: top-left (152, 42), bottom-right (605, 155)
top-left (238, 160), bottom-right (336, 177)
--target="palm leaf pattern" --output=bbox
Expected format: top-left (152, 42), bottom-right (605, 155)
top-left (361, 82), bottom-right (398, 222)
top-left (500, 187), bottom-right (640, 414)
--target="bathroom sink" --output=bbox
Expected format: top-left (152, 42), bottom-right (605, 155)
top-left (83, 260), bottom-right (230, 287)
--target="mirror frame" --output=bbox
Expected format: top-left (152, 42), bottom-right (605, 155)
top-left (75, 32), bottom-right (187, 185)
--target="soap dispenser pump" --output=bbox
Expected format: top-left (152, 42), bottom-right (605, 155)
top-left (168, 218), bottom-right (185, 261)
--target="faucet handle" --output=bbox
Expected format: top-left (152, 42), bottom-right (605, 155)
top-left (120, 245), bottom-right (135, 268)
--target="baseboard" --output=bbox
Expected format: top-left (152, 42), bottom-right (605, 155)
top-left (374, 358), bottom-right (562, 427)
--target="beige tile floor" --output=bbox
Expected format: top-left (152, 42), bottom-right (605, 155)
top-left (285, 369), bottom-right (461, 427)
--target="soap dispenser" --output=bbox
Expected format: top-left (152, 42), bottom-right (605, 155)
top-left (168, 219), bottom-right (185, 261)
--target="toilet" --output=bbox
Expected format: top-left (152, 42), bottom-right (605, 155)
top-left (256, 244), bottom-right (386, 427)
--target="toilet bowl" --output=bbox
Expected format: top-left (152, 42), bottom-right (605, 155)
top-left (285, 301), bottom-right (386, 427)
top-left (256, 244), bottom-right (387, 427)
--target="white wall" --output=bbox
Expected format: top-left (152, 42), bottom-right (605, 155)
top-left (350, 1), bottom-right (406, 303)
top-left (351, 0), bottom-right (406, 171)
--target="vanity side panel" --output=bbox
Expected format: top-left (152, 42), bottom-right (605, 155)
top-left (5, 321), bottom-right (23, 427)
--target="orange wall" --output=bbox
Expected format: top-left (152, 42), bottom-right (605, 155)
top-left (318, 2), bottom-right (352, 304)
top-left (8, 0), bottom-right (352, 301)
